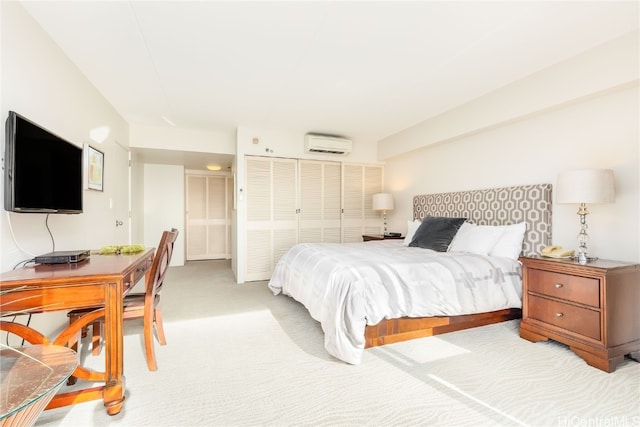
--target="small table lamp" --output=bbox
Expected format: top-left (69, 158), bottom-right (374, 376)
top-left (372, 193), bottom-right (394, 236)
top-left (556, 169), bottom-right (615, 264)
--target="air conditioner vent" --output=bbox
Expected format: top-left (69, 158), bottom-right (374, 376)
top-left (304, 134), bottom-right (352, 156)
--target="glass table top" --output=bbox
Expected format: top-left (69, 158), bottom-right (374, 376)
top-left (0, 344), bottom-right (78, 422)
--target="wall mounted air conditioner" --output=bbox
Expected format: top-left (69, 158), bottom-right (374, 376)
top-left (304, 134), bottom-right (352, 156)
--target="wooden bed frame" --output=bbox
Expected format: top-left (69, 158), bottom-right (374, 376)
top-left (364, 184), bottom-right (552, 349)
top-left (365, 308), bottom-right (522, 347)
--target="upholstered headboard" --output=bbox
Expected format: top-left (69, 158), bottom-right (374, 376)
top-left (413, 184), bottom-right (552, 257)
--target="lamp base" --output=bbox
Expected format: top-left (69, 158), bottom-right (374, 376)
top-left (576, 203), bottom-right (592, 265)
top-left (572, 255), bottom-right (599, 264)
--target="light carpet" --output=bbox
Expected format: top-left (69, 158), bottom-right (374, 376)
top-left (36, 260), bottom-right (640, 426)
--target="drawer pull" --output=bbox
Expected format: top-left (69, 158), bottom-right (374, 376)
top-left (554, 283), bottom-right (563, 289)
top-left (555, 312), bottom-right (564, 317)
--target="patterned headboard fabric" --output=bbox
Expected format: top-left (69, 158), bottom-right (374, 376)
top-left (413, 184), bottom-right (552, 257)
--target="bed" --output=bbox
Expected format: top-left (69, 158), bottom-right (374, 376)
top-left (268, 184), bottom-right (552, 364)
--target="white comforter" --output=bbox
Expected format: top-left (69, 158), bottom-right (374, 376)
top-left (268, 240), bottom-right (522, 364)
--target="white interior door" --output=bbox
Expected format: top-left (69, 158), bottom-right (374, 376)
top-left (143, 164), bottom-right (185, 266)
top-left (110, 142), bottom-right (131, 243)
top-left (186, 173), bottom-right (231, 260)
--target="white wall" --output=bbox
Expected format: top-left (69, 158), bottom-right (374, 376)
top-left (378, 31), bottom-right (639, 160)
top-left (1, 1), bottom-right (132, 271)
top-left (130, 123), bottom-right (236, 154)
top-left (0, 2), bottom-right (132, 340)
top-left (381, 32), bottom-right (639, 263)
top-left (142, 164), bottom-right (185, 266)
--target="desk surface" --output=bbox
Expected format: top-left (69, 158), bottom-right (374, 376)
top-left (1, 250), bottom-right (155, 288)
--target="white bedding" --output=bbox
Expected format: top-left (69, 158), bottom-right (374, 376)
top-left (268, 240), bottom-right (522, 364)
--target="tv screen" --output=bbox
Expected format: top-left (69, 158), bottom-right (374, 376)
top-left (4, 111), bottom-right (83, 214)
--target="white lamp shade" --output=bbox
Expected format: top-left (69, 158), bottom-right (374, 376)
top-left (372, 193), bottom-right (394, 211)
top-left (556, 169), bottom-right (615, 204)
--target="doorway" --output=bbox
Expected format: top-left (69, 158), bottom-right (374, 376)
top-left (185, 173), bottom-right (233, 260)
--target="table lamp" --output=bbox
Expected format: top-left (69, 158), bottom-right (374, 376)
top-left (372, 193), bottom-right (394, 236)
top-left (556, 169), bottom-right (615, 264)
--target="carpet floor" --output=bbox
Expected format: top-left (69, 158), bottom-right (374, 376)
top-left (35, 260), bottom-right (640, 426)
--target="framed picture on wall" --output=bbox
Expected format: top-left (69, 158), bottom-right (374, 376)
top-left (84, 144), bottom-right (104, 191)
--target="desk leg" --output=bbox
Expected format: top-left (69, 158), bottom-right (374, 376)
top-left (102, 280), bottom-right (126, 415)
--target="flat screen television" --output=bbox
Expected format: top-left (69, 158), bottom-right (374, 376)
top-left (4, 111), bottom-right (83, 214)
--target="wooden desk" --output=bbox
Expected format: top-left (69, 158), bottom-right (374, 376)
top-left (0, 249), bottom-right (154, 415)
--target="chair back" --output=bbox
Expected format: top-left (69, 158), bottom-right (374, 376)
top-left (146, 228), bottom-right (179, 304)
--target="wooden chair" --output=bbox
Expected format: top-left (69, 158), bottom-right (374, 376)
top-left (68, 228), bottom-right (179, 371)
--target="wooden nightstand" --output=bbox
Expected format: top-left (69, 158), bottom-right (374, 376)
top-left (362, 234), bottom-right (404, 242)
top-left (519, 256), bottom-right (640, 372)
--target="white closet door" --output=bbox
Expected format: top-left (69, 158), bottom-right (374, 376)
top-left (323, 162), bottom-right (342, 242)
top-left (246, 156), bottom-right (298, 281)
top-left (207, 176), bottom-right (229, 259)
top-left (272, 159), bottom-right (298, 267)
top-left (298, 160), bottom-right (342, 243)
top-left (341, 164), bottom-right (383, 242)
top-left (246, 157), bottom-right (271, 280)
top-left (187, 175), bottom-right (207, 259)
top-left (186, 174), bottom-right (231, 260)
top-left (227, 176), bottom-right (234, 253)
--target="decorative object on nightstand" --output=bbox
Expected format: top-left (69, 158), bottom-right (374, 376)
top-left (372, 193), bottom-right (394, 236)
top-left (519, 256), bottom-right (640, 373)
top-left (556, 168), bottom-right (615, 265)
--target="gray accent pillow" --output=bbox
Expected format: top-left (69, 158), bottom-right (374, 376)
top-left (409, 216), bottom-right (467, 252)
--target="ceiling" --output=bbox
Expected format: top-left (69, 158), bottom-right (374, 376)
top-left (20, 1), bottom-right (639, 169)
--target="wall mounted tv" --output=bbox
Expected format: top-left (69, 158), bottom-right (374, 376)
top-left (4, 111), bottom-right (83, 214)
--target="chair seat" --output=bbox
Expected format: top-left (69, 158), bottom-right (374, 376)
top-left (68, 294), bottom-right (160, 318)
top-left (123, 293), bottom-right (145, 308)
top-left (123, 294), bottom-right (160, 314)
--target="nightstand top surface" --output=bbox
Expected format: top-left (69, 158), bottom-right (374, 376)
top-left (521, 255), bottom-right (638, 270)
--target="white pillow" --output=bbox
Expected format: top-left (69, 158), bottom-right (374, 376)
top-left (403, 219), bottom-right (422, 246)
top-left (489, 222), bottom-right (527, 260)
top-left (448, 222), bottom-right (504, 256)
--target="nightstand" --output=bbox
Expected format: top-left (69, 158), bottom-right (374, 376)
top-left (519, 256), bottom-right (640, 372)
top-left (362, 234), bottom-right (404, 242)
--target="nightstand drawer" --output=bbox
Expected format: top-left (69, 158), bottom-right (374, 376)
top-left (528, 269), bottom-right (600, 307)
top-left (528, 294), bottom-right (601, 341)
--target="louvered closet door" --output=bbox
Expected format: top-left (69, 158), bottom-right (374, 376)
top-left (227, 177), bottom-right (234, 251)
top-left (323, 162), bottom-right (342, 242)
top-left (341, 164), bottom-right (383, 242)
top-left (246, 156), bottom-right (298, 281)
top-left (186, 174), bottom-right (231, 260)
top-left (207, 176), bottom-right (229, 258)
top-left (298, 160), bottom-right (342, 243)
